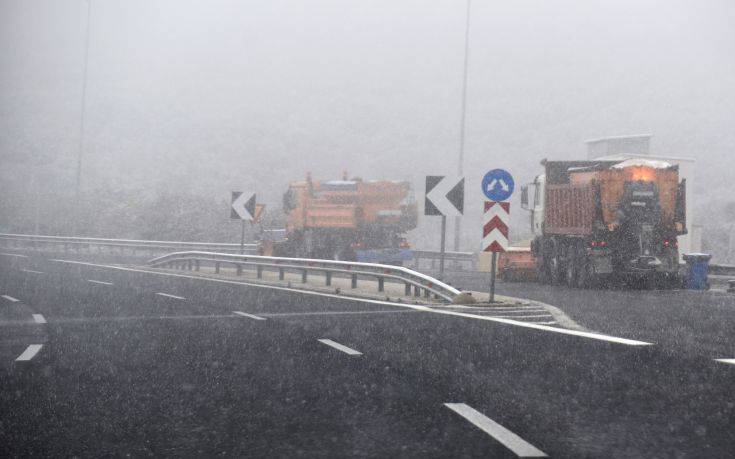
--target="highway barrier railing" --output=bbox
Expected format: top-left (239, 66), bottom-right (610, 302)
top-left (148, 251), bottom-right (462, 303)
top-left (411, 250), bottom-right (477, 271)
top-left (0, 233), bottom-right (258, 255)
top-left (709, 263), bottom-right (735, 276)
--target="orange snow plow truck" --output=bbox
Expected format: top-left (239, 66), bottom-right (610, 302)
top-left (519, 158), bottom-right (687, 288)
top-left (267, 173), bottom-right (418, 264)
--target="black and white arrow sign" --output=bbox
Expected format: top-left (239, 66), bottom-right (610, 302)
top-left (425, 176), bottom-right (464, 217)
top-left (230, 191), bottom-right (256, 221)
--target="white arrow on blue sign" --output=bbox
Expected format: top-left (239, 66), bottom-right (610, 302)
top-left (481, 169), bottom-right (514, 202)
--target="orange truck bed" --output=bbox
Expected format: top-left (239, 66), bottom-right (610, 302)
top-left (544, 161), bottom-right (681, 236)
top-left (285, 177), bottom-right (416, 233)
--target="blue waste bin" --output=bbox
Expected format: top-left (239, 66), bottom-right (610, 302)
top-left (683, 253), bottom-right (712, 290)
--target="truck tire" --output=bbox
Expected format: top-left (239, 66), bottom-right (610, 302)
top-left (569, 242), bottom-right (587, 288)
top-left (549, 239), bottom-right (563, 286)
top-left (565, 258), bottom-right (577, 287)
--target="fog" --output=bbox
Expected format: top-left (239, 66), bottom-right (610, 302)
top-left (1, 0), bottom-right (734, 258)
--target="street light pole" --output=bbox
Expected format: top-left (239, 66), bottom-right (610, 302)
top-left (454, 0), bottom-right (471, 252)
top-left (73, 0), bottom-right (92, 235)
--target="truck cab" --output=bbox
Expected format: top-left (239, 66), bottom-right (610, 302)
top-left (521, 174), bottom-right (546, 238)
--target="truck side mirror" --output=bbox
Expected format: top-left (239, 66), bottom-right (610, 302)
top-left (520, 185), bottom-right (529, 210)
top-left (675, 179), bottom-right (687, 234)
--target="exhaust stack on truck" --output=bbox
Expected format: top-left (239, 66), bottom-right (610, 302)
top-left (521, 158), bottom-right (687, 287)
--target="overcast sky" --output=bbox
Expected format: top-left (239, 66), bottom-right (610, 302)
top-left (1, 0), bottom-right (734, 245)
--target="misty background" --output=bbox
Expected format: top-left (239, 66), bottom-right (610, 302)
top-left (1, 0), bottom-right (734, 259)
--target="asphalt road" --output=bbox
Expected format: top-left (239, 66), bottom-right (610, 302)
top-left (2, 252), bottom-right (735, 457)
top-left (443, 271), bottom-right (735, 361)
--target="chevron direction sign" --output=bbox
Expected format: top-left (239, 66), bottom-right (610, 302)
top-left (425, 176), bottom-right (464, 217)
top-left (231, 191), bottom-right (256, 221)
top-left (483, 201), bottom-right (510, 252)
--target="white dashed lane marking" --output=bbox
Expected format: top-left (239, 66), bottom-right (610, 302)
top-left (444, 403), bottom-right (547, 457)
top-left (88, 279), bottom-right (113, 286)
top-left (317, 339), bottom-right (362, 355)
top-left (32, 314), bottom-right (47, 324)
top-left (0, 253), bottom-right (28, 258)
top-left (155, 292), bottom-right (186, 300)
top-left (715, 359), bottom-right (735, 365)
top-left (233, 311), bottom-right (266, 320)
top-left (15, 344), bottom-right (43, 362)
top-left (2, 295), bottom-right (20, 302)
top-left (20, 269), bottom-right (44, 274)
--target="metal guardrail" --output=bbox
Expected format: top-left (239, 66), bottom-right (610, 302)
top-left (0, 233), bottom-right (258, 254)
top-left (411, 250), bottom-right (477, 271)
top-left (709, 264), bottom-right (735, 276)
top-left (148, 251), bottom-right (462, 303)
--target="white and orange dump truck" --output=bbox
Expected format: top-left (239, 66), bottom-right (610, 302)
top-left (264, 174), bottom-right (418, 264)
top-left (513, 158), bottom-right (687, 287)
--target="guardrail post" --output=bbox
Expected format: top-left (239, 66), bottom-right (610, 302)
top-left (236, 263), bottom-right (242, 276)
top-left (302, 269), bottom-right (307, 283)
top-left (215, 262), bottom-right (220, 274)
top-left (351, 274), bottom-right (357, 289)
top-left (194, 260), bottom-right (200, 271)
top-left (424, 288), bottom-right (430, 299)
top-left (279, 268), bottom-right (284, 280)
top-left (326, 271), bottom-right (332, 286)
top-left (414, 285), bottom-right (420, 297)
top-left (405, 282), bottom-right (411, 296)
top-left (378, 277), bottom-right (384, 292)
top-left (257, 265), bottom-right (263, 279)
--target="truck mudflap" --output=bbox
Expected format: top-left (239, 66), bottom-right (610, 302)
top-left (356, 248), bottom-right (413, 264)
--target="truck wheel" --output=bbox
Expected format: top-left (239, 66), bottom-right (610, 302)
top-left (549, 253), bottom-right (563, 285)
top-left (576, 261), bottom-right (591, 288)
top-left (571, 243), bottom-right (589, 288)
top-left (565, 259), bottom-right (577, 287)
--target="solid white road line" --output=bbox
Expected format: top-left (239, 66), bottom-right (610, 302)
top-left (444, 403), bottom-right (547, 458)
top-left (486, 314), bottom-right (554, 319)
top-left (2, 295), bottom-right (20, 302)
top-left (16, 344), bottom-right (43, 361)
top-left (0, 253), bottom-right (28, 258)
top-left (261, 310), bottom-right (415, 317)
top-left (21, 269), bottom-right (44, 274)
top-left (233, 311), bottom-right (266, 320)
top-left (155, 292), bottom-right (186, 300)
top-left (50, 259), bottom-right (653, 346)
top-left (715, 359), bottom-right (735, 365)
top-left (32, 314), bottom-right (47, 324)
top-left (318, 338), bottom-right (363, 355)
top-left (87, 279), bottom-right (113, 286)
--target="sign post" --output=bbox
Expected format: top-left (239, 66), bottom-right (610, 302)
top-left (231, 191), bottom-right (256, 254)
top-left (425, 175), bottom-right (464, 280)
top-left (481, 169), bottom-right (514, 303)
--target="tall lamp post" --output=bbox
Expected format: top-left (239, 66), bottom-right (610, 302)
top-left (454, 0), bottom-right (471, 251)
top-left (73, 0), bottom-right (92, 235)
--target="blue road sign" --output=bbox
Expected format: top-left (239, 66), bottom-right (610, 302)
top-left (482, 169), bottom-right (514, 201)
